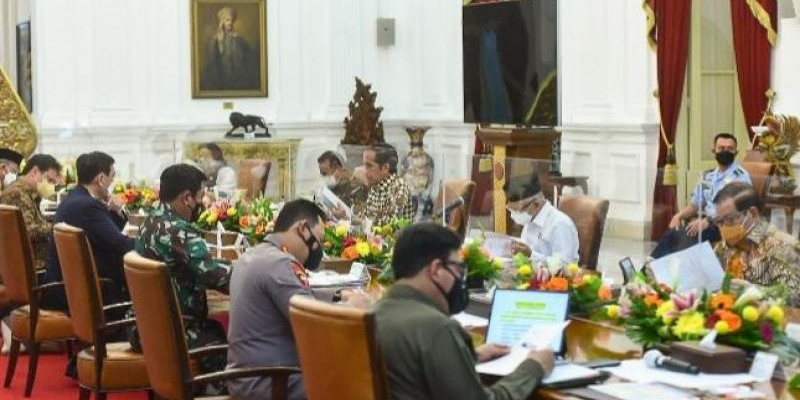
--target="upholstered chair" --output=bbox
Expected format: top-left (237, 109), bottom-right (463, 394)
top-left (123, 251), bottom-right (298, 400)
top-left (53, 223), bottom-right (151, 400)
top-left (237, 159), bottom-right (271, 201)
top-left (741, 161), bottom-right (774, 205)
top-left (289, 295), bottom-right (389, 400)
top-left (0, 205), bottom-right (74, 397)
top-left (557, 196), bottom-right (610, 270)
top-left (433, 179), bottom-right (476, 241)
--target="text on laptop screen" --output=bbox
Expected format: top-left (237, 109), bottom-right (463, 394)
top-left (485, 289), bottom-right (569, 352)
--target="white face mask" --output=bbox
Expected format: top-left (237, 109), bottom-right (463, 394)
top-left (3, 172), bottom-right (17, 185)
top-left (509, 210), bottom-right (532, 226)
top-left (324, 175), bottom-right (337, 187)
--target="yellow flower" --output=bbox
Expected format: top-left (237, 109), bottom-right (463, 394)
top-left (206, 211), bottom-right (219, 224)
top-left (227, 207), bottom-right (237, 217)
top-left (742, 306), bottom-right (759, 322)
top-left (516, 282), bottom-right (530, 290)
top-left (766, 305), bottom-right (785, 325)
top-left (605, 305), bottom-right (620, 320)
top-left (714, 320), bottom-right (731, 334)
top-left (518, 265), bottom-right (532, 277)
top-left (355, 241), bottom-right (371, 257)
top-left (492, 258), bottom-right (504, 269)
top-left (335, 225), bottom-right (348, 237)
top-left (656, 300), bottom-right (675, 324)
top-left (566, 263), bottom-right (580, 276)
top-left (370, 243), bottom-right (382, 256)
top-left (672, 311), bottom-right (707, 339)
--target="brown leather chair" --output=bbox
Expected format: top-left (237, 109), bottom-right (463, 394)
top-left (741, 161), bottom-right (774, 205)
top-left (123, 251), bottom-right (298, 400)
top-left (557, 196), bottom-right (610, 271)
top-left (53, 223), bottom-right (151, 400)
top-left (0, 205), bottom-right (74, 397)
top-left (434, 179), bottom-right (476, 241)
top-left (237, 159), bottom-right (271, 201)
top-left (289, 295), bottom-right (389, 400)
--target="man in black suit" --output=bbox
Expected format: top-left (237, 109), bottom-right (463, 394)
top-left (42, 152), bottom-right (134, 311)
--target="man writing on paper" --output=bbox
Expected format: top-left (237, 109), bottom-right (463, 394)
top-left (506, 174), bottom-right (579, 266)
top-left (651, 133), bottom-right (751, 258)
top-left (375, 222), bottom-right (554, 400)
top-left (712, 182), bottom-right (800, 306)
top-left (317, 150), bottom-right (367, 212)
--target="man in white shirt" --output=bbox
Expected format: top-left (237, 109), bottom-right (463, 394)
top-left (506, 174), bottom-right (579, 266)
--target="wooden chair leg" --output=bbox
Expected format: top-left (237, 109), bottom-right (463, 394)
top-left (146, 389), bottom-right (155, 400)
top-left (23, 341), bottom-right (40, 397)
top-left (78, 386), bottom-right (91, 400)
top-left (66, 339), bottom-right (74, 359)
top-left (95, 391), bottom-right (107, 400)
top-left (3, 338), bottom-right (20, 387)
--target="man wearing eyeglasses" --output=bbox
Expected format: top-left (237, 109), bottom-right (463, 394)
top-left (505, 174), bottom-right (579, 266)
top-left (712, 182), bottom-right (800, 306)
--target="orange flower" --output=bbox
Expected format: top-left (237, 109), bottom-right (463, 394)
top-left (644, 294), bottom-right (663, 308)
top-left (709, 293), bottom-right (735, 310)
top-left (459, 248), bottom-right (467, 258)
top-left (239, 216), bottom-right (250, 228)
top-left (542, 277), bottom-right (569, 292)
top-left (714, 310), bottom-right (742, 332)
top-left (598, 285), bottom-right (612, 301)
top-left (342, 246), bottom-right (360, 261)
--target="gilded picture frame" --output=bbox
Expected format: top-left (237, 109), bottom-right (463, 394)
top-left (191, 0), bottom-right (268, 98)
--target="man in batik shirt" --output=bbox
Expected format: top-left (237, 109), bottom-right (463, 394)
top-left (712, 182), bottom-right (800, 306)
top-left (129, 164), bottom-right (231, 372)
top-left (358, 144), bottom-right (414, 226)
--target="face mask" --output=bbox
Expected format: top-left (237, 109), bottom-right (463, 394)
top-left (432, 263), bottom-right (468, 315)
top-left (37, 181), bottom-right (56, 198)
top-left (301, 225), bottom-right (323, 271)
top-left (509, 210), bottom-right (532, 226)
top-left (189, 197), bottom-right (204, 221)
top-left (720, 214), bottom-right (751, 246)
top-left (323, 175), bottom-right (337, 187)
top-left (715, 150), bottom-right (735, 166)
top-left (3, 172), bottom-right (17, 185)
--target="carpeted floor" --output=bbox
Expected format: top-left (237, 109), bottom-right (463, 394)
top-left (0, 350), bottom-right (148, 400)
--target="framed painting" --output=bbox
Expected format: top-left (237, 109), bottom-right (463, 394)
top-left (191, 0), bottom-right (268, 98)
top-left (16, 21), bottom-right (32, 112)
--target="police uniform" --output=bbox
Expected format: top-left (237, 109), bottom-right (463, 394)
top-left (651, 162), bottom-right (751, 259)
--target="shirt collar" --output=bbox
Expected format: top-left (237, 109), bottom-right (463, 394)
top-left (714, 162), bottom-right (741, 177)
top-left (384, 283), bottom-right (444, 315)
top-left (264, 233), bottom-right (285, 249)
top-left (530, 201), bottom-right (553, 228)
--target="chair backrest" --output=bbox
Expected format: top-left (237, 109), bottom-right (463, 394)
top-left (741, 161), bottom-right (773, 204)
top-left (124, 252), bottom-right (191, 400)
top-left (557, 196), bottom-right (610, 270)
top-left (434, 179), bottom-right (476, 240)
top-left (53, 223), bottom-right (105, 344)
top-left (0, 205), bottom-right (37, 305)
top-left (237, 159), bottom-right (271, 200)
top-left (289, 296), bottom-right (388, 400)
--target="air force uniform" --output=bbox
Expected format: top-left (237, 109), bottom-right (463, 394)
top-left (690, 162), bottom-right (751, 218)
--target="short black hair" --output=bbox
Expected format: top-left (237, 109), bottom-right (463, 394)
top-left (159, 164), bottom-right (208, 202)
top-left (504, 174), bottom-right (542, 202)
top-left (367, 144), bottom-right (399, 174)
top-left (272, 199), bottom-right (326, 232)
top-left (202, 143), bottom-right (226, 163)
top-left (713, 182), bottom-right (762, 213)
top-left (392, 223), bottom-right (461, 280)
top-left (21, 154), bottom-right (62, 175)
top-left (317, 151), bottom-right (344, 168)
top-left (714, 133), bottom-right (738, 146)
top-left (76, 152), bottom-right (115, 185)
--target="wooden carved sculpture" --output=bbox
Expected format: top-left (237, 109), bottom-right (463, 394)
top-left (342, 77), bottom-right (385, 145)
top-left (0, 66), bottom-right (37, 157)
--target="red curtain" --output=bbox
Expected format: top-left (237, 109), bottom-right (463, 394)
top-left (730, 0), bottom-right (777, 142)
top-left (650, 0), bottom-right (692, 240)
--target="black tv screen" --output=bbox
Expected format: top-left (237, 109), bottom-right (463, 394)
top-left (463, 0), bottom-right (558, 126)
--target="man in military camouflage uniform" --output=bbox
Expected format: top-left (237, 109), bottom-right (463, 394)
top-left (0, 154), bottom-right (62, 270)
top-left (651, 133), bottom-right (751, 258)
top-left (357, 144), bottom-right (414, 226)
top-left (130, 164), bottom-right (231, 373)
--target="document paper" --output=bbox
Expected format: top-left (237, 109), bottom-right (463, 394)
top-left (650, 241), bottom-right (724, 293)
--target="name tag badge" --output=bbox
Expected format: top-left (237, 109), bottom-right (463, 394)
top-left (749, 351), bottom-right (779, 382)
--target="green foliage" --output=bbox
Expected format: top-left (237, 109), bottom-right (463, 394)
top-left (462, 240), bottom-right (500, 281)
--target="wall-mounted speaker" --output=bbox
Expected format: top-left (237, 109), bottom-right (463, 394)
top-left (778, 0), bottom-right (798, 19)
top-left (377, 18), bottom-right (395, 46)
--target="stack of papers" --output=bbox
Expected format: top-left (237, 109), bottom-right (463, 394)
top-left (650, 242), bottom-right (724, 293)
top-left (600, 360), bottom-right (756, 390)
top-left (451, 312), bottom-right (488, 328)
top-left (588, 383), bottom-right (698, 400)
top-left (307, 271), bottom-right (365, 288)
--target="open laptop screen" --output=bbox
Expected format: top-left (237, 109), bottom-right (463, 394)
top-left (485, 289), bottom-right (570, 353)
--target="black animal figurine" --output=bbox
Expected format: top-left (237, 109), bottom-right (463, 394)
top-left (226, 112), bottom-right (271, 137)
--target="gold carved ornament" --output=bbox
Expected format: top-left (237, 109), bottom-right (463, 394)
top-left (642, 0), bottom-right (656, 50)
top-left (0, 66), bottom-right (37, 158)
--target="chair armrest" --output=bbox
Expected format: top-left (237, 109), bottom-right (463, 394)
top-left (187, 344), bottom-right (228, 360)
top-left (102, 301), bottom-right (133, 312)
top-left (32, 281), bottom-right (65, 294)
top-left (98, 317), bottom-right (137, 333)
top-left (192, 366), bottom-right (300, 386)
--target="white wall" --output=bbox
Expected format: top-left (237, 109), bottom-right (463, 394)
top-left (773, 18), bottom-right (800, 116)
top-left (29, 0), bottom-right (473, 194)
top-left (558, 0), bottom-right (659, 240)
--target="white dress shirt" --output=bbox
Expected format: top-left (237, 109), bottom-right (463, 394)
top-left (519, 201), bottom-right (580, 265)
top-left (215, 165), bottom-right (238, 198)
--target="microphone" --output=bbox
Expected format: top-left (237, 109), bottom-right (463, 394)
top-left (643, 349), bottom-right (700, 375)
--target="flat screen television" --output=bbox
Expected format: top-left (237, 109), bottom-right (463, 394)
top-left (463, 0), bottom-right (558, 126)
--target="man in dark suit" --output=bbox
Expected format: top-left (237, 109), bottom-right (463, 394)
top-left (42, 151), bottom-right (134, 311)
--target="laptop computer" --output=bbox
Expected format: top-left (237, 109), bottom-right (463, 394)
top-left (485, 289), bottom-right (570, 356)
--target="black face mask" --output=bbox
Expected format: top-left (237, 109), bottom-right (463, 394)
top-left (188, 197), bottom-right (204, 221)
top-left (301, 226), bottom-right (323, 271)
top-left (432, 263), bottom-right (468, 315)
top-left (715, 150), bottom-right (735, 166)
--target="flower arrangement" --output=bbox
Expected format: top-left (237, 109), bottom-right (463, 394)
top-left (604, 274), bottom-right (786, 350)
top-left (196, 199), bottom-right (245, 232)
top-left (460, 239), bottom-right (502, 286)
top-left (513, 254), bottom-right (613, 314)
top-left (113, 181), bottom-right (158, 213)
top-left (323, 218), bottom-right (409, 266)
top-left (237, 197), bottom-right (275, 243)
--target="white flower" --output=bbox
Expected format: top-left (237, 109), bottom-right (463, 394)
top-left (733, 286), bottom-right (763, 308)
